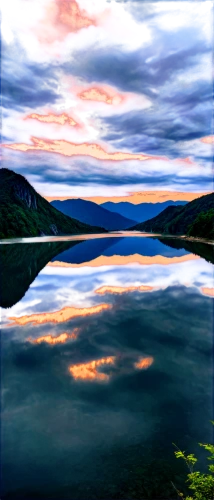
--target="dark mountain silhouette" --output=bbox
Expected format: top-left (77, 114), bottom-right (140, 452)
top-left (130, 193), bottom-right (214, 240)
top-left (51, 236), bottom-right (189, 266)
top-left (0, 240), bottom-right (82, 308)
top-left (1, 236), bottom-right (212, 309)
top-left (157, 237), bottom-right (214, 265)
top-left (51, 198), bottom-right (136, 230)
top-left (51, 237), bottom-right (122, 265)
top-left (102, 201), bottom-right (187, 222)
top-left (131, 205), bottom-right (183, 231)
top-left (0, 169), bottom-right (105, 239)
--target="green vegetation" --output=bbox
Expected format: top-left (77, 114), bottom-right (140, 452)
top-left (173, 423), bottom-right (214, 499)
top-left (0, 168), bottom-right (104, 238)
top-left (131, 193), bottom-right (214, 240)
top-left (187, 209), bottom-right (214, 239)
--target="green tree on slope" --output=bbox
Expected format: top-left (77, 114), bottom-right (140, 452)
top-left (187, 209), bottom-right (214, 240)
top-left (173, 422), bottom-right (214, 499)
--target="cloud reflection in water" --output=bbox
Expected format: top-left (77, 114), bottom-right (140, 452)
top-left (1, 236), bottom-right (213, 499)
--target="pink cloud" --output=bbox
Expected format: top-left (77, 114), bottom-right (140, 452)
top-left (2, 137), bottom-right (160, 161)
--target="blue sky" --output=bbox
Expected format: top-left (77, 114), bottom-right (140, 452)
top-left (1, 0), bottom-right (213, 202)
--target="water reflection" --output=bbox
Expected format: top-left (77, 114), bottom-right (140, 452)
top-left (1, 234), bottom-right (213, 309)
top-left (0, 240), bottom-right (81, 308)
top-left (29, 330), bottom-right (80, 345)
top-left (9, 303), bottom-right (112, 326)
top-left (69, 356), bottom-right (116, 382)
top-left (1, 235), bottom-right (213, 499)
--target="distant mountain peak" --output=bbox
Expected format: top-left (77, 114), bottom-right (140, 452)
top-left (101, 200), bottom-right (187, 223)
top-left (131, 193), bottom-right (214, 240)
top-left (51, 198), bottom-right (137, 230)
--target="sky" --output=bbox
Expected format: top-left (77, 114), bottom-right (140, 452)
top-left (1, 0), bottom-right (214, 203)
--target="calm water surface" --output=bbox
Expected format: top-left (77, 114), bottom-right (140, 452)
top-left (0, 234), bottom-right (213, 499)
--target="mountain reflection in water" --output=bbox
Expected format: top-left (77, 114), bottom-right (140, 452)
top-left (1, 235), bottom-right (213, 499)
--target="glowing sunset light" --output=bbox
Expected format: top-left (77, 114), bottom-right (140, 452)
top-left (9, 304), bottom-right (112, 326)
top-left (48, 253), bottom-right (199, 269)
top-left (44, 191), bottom-right (207, 203)
top-left (94, 284), bottom-right (167, 295)
top-left (29, 329), bottom-right (79, 345)
top-left (2, 137), bottom-right (155, 162)
top-left (174, 157), bottom-right (195, 166)
top-left (200, 287), bottom-right (214, 298)
top-left (23, 113), bottom-right (76, 127)
top-left (37, 0), bottom-right (97, 45)
top-left (1, 0), bottom-right (212, 257)
top-left (134, 357), bottom-right (154, 370)
top-left (65, 76), bottom-right (151, 112)
top-left (80, 88), bottom-right (112, 104)
top-left (200, 136), bottom-right (214, 144)
top-left (69, 356), bottom-right (116, 382)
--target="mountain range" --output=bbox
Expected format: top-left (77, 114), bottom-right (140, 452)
top-left (0, 169), bottom-right (104, 238)
top-left (131, 193), bottom-right (214, 240)
top-left (0, 168), bottom-right (213, 241)
top-left (102, 201), bottom-right (187, 222)
top-left (51, 198), bottom-right (136, 230)
top-left (50, 235), bottom-right (188, 266)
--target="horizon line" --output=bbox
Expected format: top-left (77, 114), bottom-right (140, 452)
top-left (43, 191), bottom-right (211, 205)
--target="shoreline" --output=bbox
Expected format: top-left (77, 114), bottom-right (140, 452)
top-left (0, 231), bottom-right (213, 245)
top-left (152, 233), bottom-right (214, 246)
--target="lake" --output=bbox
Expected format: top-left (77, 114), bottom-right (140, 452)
top-left (0, 234), bottom-right (213, 499)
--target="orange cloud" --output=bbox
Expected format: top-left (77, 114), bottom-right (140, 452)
top-left (200, 287), bottom-right (214, 298)
top-left (9, 304), bottom-right (111, 326)
top-left (48, 253), bottom-right (199, 269)
top-left (65, 76), bottom-right (151, 113)
top-left (29, 329), bottom-right (79, 345)
top-left (95, 285), bottom-right (154, 295)
top-left (174, 157), bottom-right (195, 167)
top-left (69, 354), bottom-right (155, 382)
top-left (80, 88), bottom-right (112, 104)
top-left (2, 137), bottom-right (156, 162)
top-left (25, 113), bottom-right (77, 127)
top-left (45, 191), bottom-right (209, 204)
top-left (201, 136), bottom-right (214, 144)
top-left (37, 0), bottom-right (97, 45)
top-left (19, 103), bottom-right (93, 144)
top-left (31, 0), bottom-right (113, 57)
top-left (84, 189), bottom-right (211, 205)
top-left (69, 356), bottom-right (115, 382)
top-left (12, 0), bottom-right (143, 59)
top-left (134, 356), bottom-right (154, 370)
